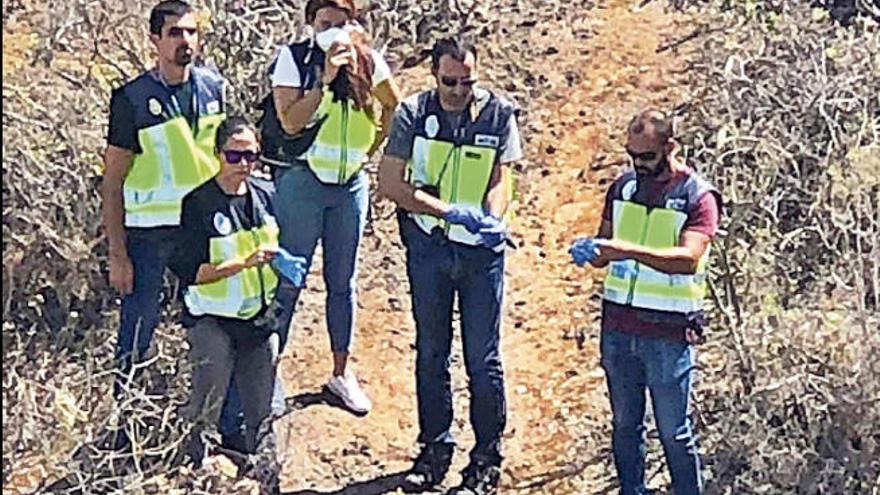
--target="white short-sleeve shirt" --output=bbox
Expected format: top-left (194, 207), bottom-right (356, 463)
top-left (271, 44), bottom-right (392, 89)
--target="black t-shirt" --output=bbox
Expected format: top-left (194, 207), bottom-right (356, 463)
top-left (168, 81), bottom-right (195, 128)
top-left (107, 79), bottom-right (197, 153)
top-left (169, 178), bottom-right (277, 331)
top-left (170, 178), bottom-right (275, 287)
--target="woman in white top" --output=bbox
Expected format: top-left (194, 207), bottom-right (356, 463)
top-left (260, 0), bottom-right (400, 414)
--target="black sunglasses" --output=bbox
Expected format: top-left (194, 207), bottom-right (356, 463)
top-left (168, 26), bottom-right (198, 37)
top-left (223, 150), bottom-right (260, 165)
top-left (625, 147), bottom-right (658, 162)
top-left (440, 76), bottom-right (476, 88)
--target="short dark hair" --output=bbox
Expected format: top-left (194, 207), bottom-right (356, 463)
top-left (305, 0), bottom-right (357, 24)
top-left (628, 109), bottom-right (674, 143)
top-left (215, 116), bottom-right (257, 153)
top-left (431, 37), bottom-right (478, 71)
top-left (149, 0), bottom-right (193, 35)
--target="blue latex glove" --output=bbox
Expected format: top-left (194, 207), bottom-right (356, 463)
top-left (443, 206), bottom-right (487, 234)
top-left (569, 237), bottom-right (600, 267)
top-left (477, 215), bottom-right (507, 248)
top-left (271, 248), bottom-right (308, 288)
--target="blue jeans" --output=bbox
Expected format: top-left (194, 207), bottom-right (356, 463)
top-left (116, 228), bottom-right (177, 384)
top-left (273, 165), bottom-right (369, 354)
top-left (116, 228), bottom-right (246, 443)
top-left (600, 329), bottom-right (703, 495)
top-left (400, 215), bottom-right (507, 467)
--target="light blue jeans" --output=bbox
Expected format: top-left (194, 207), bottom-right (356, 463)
top-left (273, 165), bottom-right (369, 354)
top-left (600, 329), bottom-right (703, 495)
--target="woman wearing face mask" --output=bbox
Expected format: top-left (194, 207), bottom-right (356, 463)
top-left (170, 117), bottom-right (307, 473)
top-left (259, 0), bottom-right (400, 414)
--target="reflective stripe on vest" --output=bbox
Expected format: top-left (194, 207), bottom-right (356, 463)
top-left (409, 135), bottom-right (497, 245)
top-left (603, 198), bottom-right (710, 313)
top-left (304, 91), bottom-right (376, 184)
top-left (184, 217), bottom-right (280, 319)
top-left (124, 113), bottom-right (224, 227)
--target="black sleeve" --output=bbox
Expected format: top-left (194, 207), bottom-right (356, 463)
top-left (107, 89), bottom-right (140, 153)
top-left (168, 194), bottom-right (210, 287)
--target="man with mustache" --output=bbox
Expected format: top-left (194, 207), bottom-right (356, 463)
top-left (101, 0), bottom-right (232, 449)
top-left (570, 109), bottom-right (722, 494)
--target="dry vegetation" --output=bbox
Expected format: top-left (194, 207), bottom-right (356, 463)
top-left (2, 0), bottom-right (879, 493)
top-left (674, 1), bottom-right (880, 492)
top-left (1, 1), bottom-right (524, 492)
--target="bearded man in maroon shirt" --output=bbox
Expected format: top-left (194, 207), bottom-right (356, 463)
top-left (570, 109), bottom-right (722, 495)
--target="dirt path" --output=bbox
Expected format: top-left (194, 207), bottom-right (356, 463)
top-left (275, 1), bottom-right (691, 493)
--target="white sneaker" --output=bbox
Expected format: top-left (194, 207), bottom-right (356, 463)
top-left (326, 372), bottom-right (372, 414)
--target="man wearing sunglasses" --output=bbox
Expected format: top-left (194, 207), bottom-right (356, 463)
top-left (570, 109), bottom-right (722, 495)
top-left (378, 37), bottom-right (523, 495)
top-left (100, 0), bottom-right (228, 448)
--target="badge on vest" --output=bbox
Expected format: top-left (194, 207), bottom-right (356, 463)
top-left (425, 115), bottom-right (440, 138)
top-left (474, 134), bottom-right (500, 148)
top-left (665, 198), bottom-right (687, 210)
top-left (148, 98), bottom-right (163, 117)
top-left (206, 100), bottom-right (220, 114)
top-left (213, 212), bottom-right (233, 236)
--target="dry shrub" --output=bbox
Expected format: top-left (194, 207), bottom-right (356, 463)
top-left (674, 1), bottom-right (880, 492)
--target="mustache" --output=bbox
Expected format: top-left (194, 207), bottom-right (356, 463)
top-left (634, 165), bottom-right (662, 177)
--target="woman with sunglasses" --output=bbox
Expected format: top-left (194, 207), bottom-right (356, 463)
top-left (259, 0), bottom-right (400, 414)
top-left (170, 117), bottom-right (307, 475)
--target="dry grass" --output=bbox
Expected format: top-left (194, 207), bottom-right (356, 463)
top-left (673, 1), bottom-right (880, 492)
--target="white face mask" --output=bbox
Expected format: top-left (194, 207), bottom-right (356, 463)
top-left (315, 27), bottom-right (351, 52)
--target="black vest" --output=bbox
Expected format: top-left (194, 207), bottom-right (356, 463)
top-left (122, 65), bottom-right (225, 137)
top-left (258, 41), bottom-right (327, 166)
top-left (408, 89), bottom-right (516, 151)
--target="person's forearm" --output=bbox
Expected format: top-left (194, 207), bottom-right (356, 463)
top-left (370, 80), bottom-right (401, 157)
top-left (615, 242), bottom-right (699, 274)
top-left (367, 107), bottom-right (394, 158)
top-left (101, 179), bottom-right (127, 257)
top-left (194, 258), bottom-right (245, 285)
top-left (277, 88), bottom-right (324, 136)
top-left (386, 180), bottom-right (450, 217)
top-left (378, 157), bottom-right (451, 217)
top-left (484, 178), bottom-right (509, 219)
top-left (377, 104), bottom-right (394, 145)
top-left (591, 258), bottom-right (610, 268)
top-left (483, 164), bottom-right (512, 219)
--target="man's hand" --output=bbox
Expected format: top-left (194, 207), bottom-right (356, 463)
top-left (685, 328), bottom-right (705, 345)
top-left (594, 238), bottom-right (631, 262)
top-left (109, 251), bottom-right (134, 294)
top-left (569, 237), bottom-right (600, 267)
top-left (477, 215), bottom-right (507, 247)
top-left (443, 206), bottom-right (487, 234)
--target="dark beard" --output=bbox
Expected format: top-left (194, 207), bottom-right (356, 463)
top-left (635, 156), bottom-right (668, 180)
top-left (174, 47), bottom-right (193, 66)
